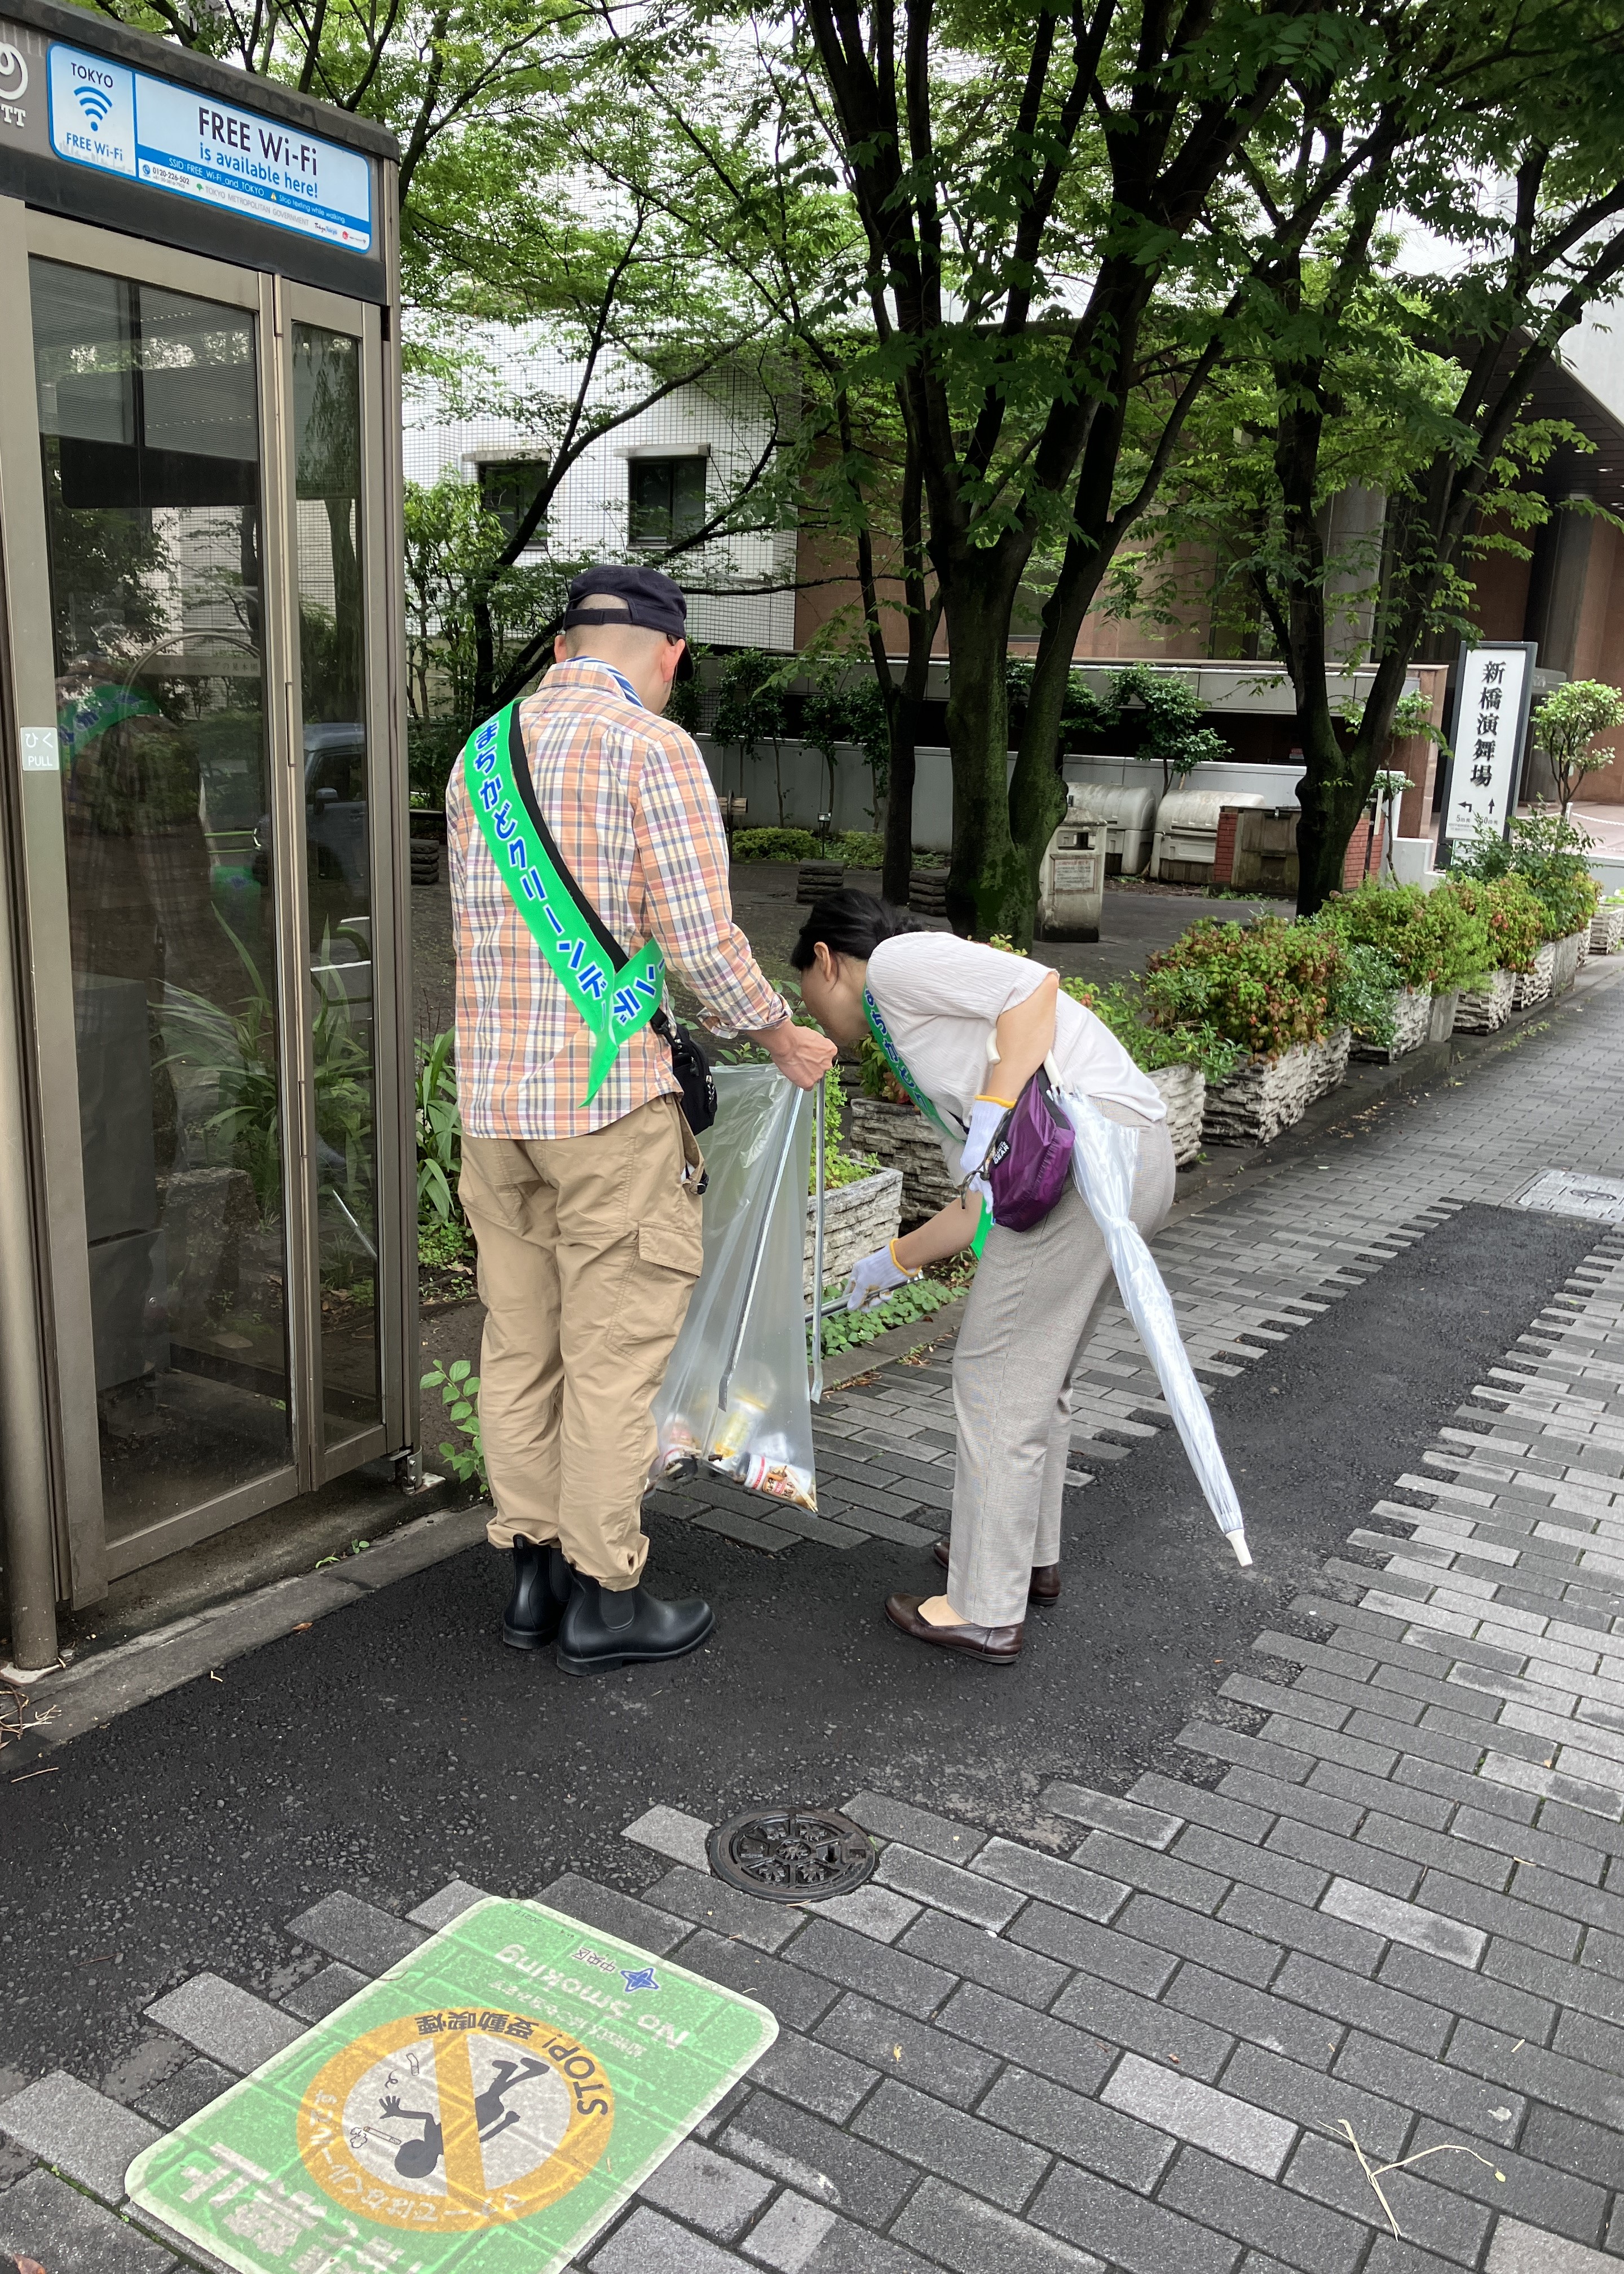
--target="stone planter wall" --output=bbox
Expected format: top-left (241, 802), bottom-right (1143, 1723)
top-left (1511, 941), bottom-right (1555, 1011)
top-left (1150, 1063), bottom-right (1206, 1166)
top-left (1429, 992), bottom-right (1459, 1044)
top-left (1589, 906), bottom-right (1624, 956)
top-left (1551, 929), bottom-right (1586, 995)
top-left (1353, 988), bottom-right (1432, 1063)
top-left (1202, 1043), bottom-right (1318, 1145)
top-left (1308, 1025), bottom-right (1352, 1102)
top-left (805, 1166), bottom-right (903, 1298)
top-left (1454, 968), bottom-right (1516, 1032)
top-left (848, 1096), bottom-right (959, 1225)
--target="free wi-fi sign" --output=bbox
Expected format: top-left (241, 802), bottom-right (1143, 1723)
top-left (74, 80), bottom-right (115, 130)
top-left (47, 46), bottom-right (135, 174)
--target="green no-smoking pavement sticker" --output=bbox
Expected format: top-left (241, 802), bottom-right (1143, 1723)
top-left (126, 1898), bottom-right (777, 2273)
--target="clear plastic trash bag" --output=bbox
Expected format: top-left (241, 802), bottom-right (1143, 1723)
top-left (652, 1065), bottom-right (819, 1511)
top-left (1055, 1084), bottom-right (1252, 1566)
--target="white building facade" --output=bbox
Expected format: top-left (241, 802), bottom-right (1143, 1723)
top-left (403, 320), bottom-right (797, 652)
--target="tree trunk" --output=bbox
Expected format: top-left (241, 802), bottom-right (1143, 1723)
top-left (941, 571), bottom-right (1028, 938)
top-left (1294, 705), bottom-right (1363, 914)
top-left (882, 705), bottom-right (917, 906)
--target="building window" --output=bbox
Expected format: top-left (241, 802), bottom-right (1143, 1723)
top-left (477, 457), bottom-right (549, 545)
top-left (628, 456), bottom-right (706, 549)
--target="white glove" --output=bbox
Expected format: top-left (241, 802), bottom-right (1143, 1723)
top-left (959, 1094), bottom-right (1015, 1181)
top-left (846, 1242), bottom-right (916, 1311)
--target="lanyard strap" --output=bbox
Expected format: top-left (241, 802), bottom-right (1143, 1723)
top-left (598, 664), bottom-right (642, 707)
top-left (862, 989), bottom-right (960, 1138)
top-left (862, 988), bottom-right (988, 1255)
top-left (463, 703), bottom-right (666, 1105)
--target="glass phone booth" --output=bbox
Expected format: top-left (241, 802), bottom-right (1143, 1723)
top-left (0, 0), bottom-right (414, 1654)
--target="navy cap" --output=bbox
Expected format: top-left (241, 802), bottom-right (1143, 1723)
top-left (564, 564), bottom-right (687, 638)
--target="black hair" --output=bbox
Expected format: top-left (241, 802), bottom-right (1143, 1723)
top-left (789, 888), bottom-right (917, 971)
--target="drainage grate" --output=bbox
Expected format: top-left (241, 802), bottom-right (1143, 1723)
top-left (707, 1807), bottom-right (877, 1903)
top-left (1515, 1169), bottom-right (1624, 1226)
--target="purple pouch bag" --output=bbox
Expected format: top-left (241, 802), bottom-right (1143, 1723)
top-left (985, 1068), bottom-right (1074, 1231)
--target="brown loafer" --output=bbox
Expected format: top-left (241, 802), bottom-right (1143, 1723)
top-left (885, 1593), bottom-right (1023, 1663)
top-left (933, 1538), bottom-right (1060, 1606)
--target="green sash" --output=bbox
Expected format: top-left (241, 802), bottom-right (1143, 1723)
top-left (463, 703), bottom-right (666, 1105)
top-left (862, 988), bottom-right (990, 1257)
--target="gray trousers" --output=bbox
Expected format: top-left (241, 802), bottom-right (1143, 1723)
top-left (946, 1114), bottom-right (1177, 1628)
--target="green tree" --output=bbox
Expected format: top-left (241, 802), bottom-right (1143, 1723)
top-left (1141, 2), bottom-right (1624, 910)
top-left (714, 649), bottom-right (792, 823)
top-left (1530, 680), bottom-right (1624, 816)
top-left (789, 0), bottom-right (1363, 940)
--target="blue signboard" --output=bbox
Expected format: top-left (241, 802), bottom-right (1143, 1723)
top-left (47, 42), bottom-right (372, 253)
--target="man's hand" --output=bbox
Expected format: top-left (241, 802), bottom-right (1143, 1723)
top-left (758, 1018), bottom-right (837, 1090)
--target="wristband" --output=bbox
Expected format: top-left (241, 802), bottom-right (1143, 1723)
top-left (888, 1239), bottom-right (923, 1281)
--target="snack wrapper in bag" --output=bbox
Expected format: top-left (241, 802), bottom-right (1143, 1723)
top-left (652, 1066), bottom-right (818, 1510)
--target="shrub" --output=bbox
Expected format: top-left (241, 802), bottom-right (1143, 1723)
top-left (416, 1030), bottom-right (462, 1226)
top-left (1143, 916), bottom-right (1345, 1060)
top-left (837, 830), bottom-right (886, 867)
top-left (1310, 928), bottom-right (1403, 1049)
top-left (1449, 809), bottom-right (1602, 943)
top-left (1318, 880), bottom-right (1494, 994)
top-left (813, 1066), bottom-right (881, 1193)
top-left (857, 1033), bottom-right (910, 1104)
top-left (1062, 975), bottom-right (1243, 1083)
top-left (730, 826), bottom-right (822, 862)
top-left (1436, 874), bottom-right (1546, 972)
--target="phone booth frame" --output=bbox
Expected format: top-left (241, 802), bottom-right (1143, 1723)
top-left (0, 0), bottom-right (416, 1665)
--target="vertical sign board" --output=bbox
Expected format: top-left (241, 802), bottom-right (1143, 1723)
top-left (126, 1899), bottom-right (777, 2274)
top-left (1438, 640), bottom-right (1538, 861)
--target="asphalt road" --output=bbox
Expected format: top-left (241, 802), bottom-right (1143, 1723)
top-left (0, 1200), bottom-right (1597, 2090)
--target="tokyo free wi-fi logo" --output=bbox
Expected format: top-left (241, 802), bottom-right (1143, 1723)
top-left (74, 81), bottom-right (114, 130)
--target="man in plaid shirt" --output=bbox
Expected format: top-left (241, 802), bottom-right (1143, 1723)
top-left (448, 565), bottom-right (834, 1675)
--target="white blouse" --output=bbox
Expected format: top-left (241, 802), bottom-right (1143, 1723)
top-left (864, 932), bottom-right (1167, 1144)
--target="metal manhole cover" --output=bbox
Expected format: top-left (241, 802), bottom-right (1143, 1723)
top-left (1515, 1170), bottom-right (1624, 1225)
top-left (707, 1808), bottom-right (877, 1902)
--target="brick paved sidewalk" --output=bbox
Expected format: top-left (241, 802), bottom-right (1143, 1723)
top-left (5, 972), bottom-right (1624, 2274)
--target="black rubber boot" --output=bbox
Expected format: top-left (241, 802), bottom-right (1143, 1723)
top-left (555, 1573), bottom-right (714, 1676)
top-left (502, 1537), bottom-right (573, 1650)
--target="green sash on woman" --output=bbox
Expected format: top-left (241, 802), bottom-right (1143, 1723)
top-left (462, 703), bottom-right (665, 1105)
top-left (863, 988), bottom-right (990, 1258)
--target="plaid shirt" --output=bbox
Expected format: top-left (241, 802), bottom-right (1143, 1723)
top-left (447, 658), bottom-right (787, 1138)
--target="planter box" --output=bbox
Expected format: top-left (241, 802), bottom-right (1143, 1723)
top-left (1511, 941), bottom-right (1555, 1011)
top-left (1454, 968), bottom-right (1516, 1032)
top-left (1589, 906), bottom-right (1624, 956)
top-left (1353, 988), bottom-right (1432, 1063)
top-left (1551, 928), bottom-right (1587, 995)
top-left (848, 1096), bottom-right (959, 1225)
top-left (805, 1166), bottom-right (903, 1298)
top-left (797, 860), bottom-right (845, 906)
top-left (1202, 1042), bottom-right (1318, 1145)
top-left (1151, 1063), bottom-right (1205, 1166)
top-left (1308, 1025), bottom-right (1351, 1101)
top-left (1429, 991), bottom-right (1459, 1043)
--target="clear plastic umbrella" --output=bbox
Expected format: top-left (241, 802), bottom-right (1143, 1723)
top-left (1054, 1084), bottom-right (1251, 1566)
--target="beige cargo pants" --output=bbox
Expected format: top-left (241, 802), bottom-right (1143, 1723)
top-left (458, 1095), bottom-right (704, 1588)
top-left (947, 1109), bottom-right (1177, 1628)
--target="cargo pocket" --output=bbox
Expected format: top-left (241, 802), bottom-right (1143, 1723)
top-left (610, 1199), bottom-right (704, 1367)
top-left (637, 1214), bottom-right (704, 1281)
